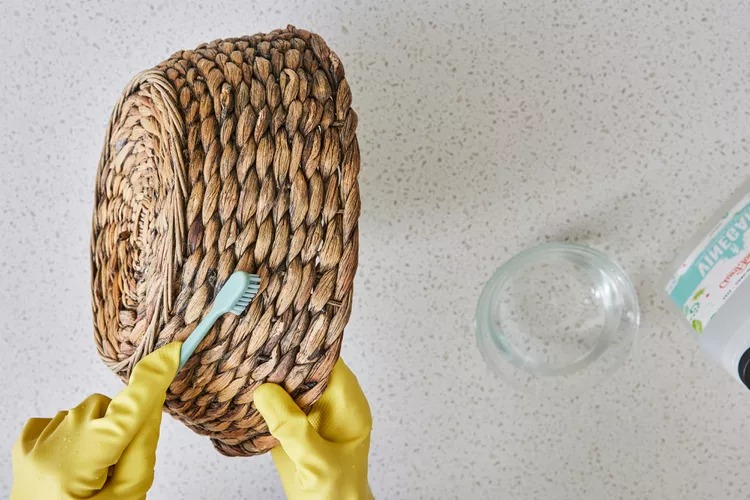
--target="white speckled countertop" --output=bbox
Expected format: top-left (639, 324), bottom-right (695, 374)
top-left (2, 1), bottom-right (750, 498)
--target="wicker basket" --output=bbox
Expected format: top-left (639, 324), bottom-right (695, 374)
top-left (91, 26), bottom-right (360, 456)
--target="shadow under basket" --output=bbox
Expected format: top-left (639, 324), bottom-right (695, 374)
top-left (91, 26), bottom-right (361, 456)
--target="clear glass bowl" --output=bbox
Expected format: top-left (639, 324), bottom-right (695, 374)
top-left (476, 243), bottom-right (640, 396)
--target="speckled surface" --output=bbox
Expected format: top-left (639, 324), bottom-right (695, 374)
top-left (2, 0), bottom-right (750, 498)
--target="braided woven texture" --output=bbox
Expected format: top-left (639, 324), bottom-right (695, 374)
top-left (91, 26), bottom-right (360, 456)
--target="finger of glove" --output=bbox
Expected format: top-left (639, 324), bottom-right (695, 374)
top-left (69, 393), bottom-right (111, 421)
top-left (86, 342), bottom-right (180, 469)
top-left (254, 383), bottom-right (327, 468)
top-left (12, 416), bottom-right (55, 457)
top-left (35, 394), bottom-right (112, 497)
top-left (105, 402), bottom-right (163, 498)
top-left (28, 409), bottom-right (72, 447)
top-left (309, 359), bottom-right (372, 442)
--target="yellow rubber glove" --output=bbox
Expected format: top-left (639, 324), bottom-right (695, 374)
top-left (254, 359), bottom-right (373, 500)
top-left (11, 342), bottom-right (181, 500)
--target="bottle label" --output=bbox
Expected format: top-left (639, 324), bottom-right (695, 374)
top-left (667, 193), bottom-right (750, 333)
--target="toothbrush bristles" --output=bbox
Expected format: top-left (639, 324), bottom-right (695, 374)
top-left (230, 275), bottom-right (261, 315)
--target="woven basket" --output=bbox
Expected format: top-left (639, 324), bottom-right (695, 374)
top-left (91, 26), bottom-right (360, 456)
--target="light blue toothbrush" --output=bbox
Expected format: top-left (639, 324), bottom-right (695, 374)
top-left (178, 271), bottom-right (261, 369)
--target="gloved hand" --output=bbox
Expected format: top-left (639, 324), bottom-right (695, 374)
top-left (11, 342), bottom-right (181, 500)
top-left (254, 358), bottom-right (373, 500)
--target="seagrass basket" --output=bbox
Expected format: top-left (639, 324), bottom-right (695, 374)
top-left (90, 26), bottom-right (361, 456)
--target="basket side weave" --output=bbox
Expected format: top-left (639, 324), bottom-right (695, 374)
top-left (91, 26), bottom-right (361, 456)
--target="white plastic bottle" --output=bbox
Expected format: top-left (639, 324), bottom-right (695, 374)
top-left (666, 181), bottom-right (750, 388)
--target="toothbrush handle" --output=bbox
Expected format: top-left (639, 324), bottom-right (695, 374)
top-left (178, 309), bottom-right (221, 369)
